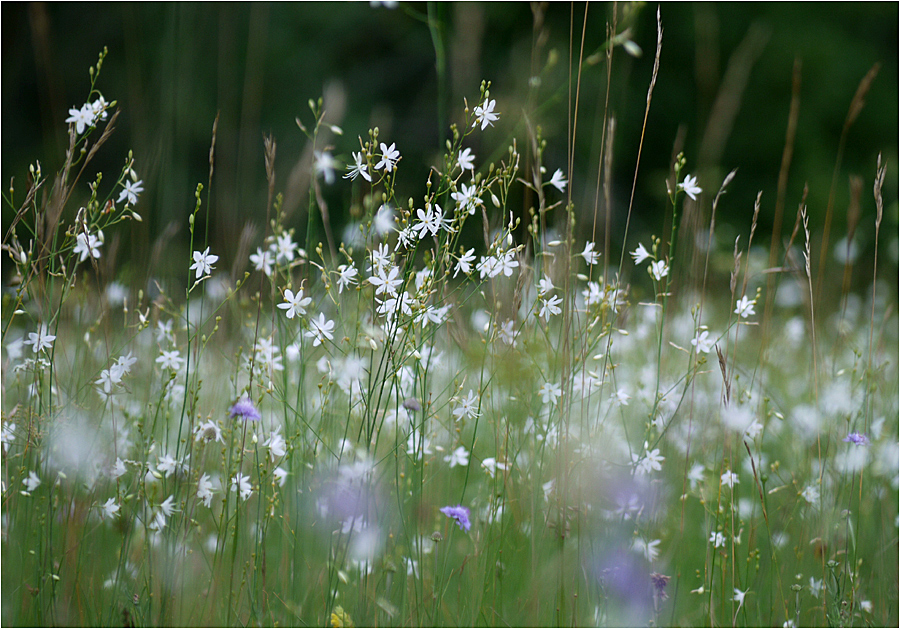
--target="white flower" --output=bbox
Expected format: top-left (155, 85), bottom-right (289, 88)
top-left (733, 588), bottom-right (747, 605)
top-left (278, 288), bottom-right (312, 319)
top-left (709, 531), bottom-right (725, 548)
top-left (264, 430), bottom-right (287, 461)
top-left (305, 313), bottom-right (335, 347)
top-left (155, 349), bottom-right (184, 371)
top-left (110, 458), bottom-right (127, 479)
top-left (581, 241), bottom-right (600, 265)
top-left (232, 472), bottom-right (253, 501)
top-left (274, 232), bottom-right (298, 263)
top-left (631, 243), bottom-right (651, 265)
top-left (454, 248), bottom-right (476, 277)
top-left (65, 104), bottom-right (95, 134)
top-left (23, 470), bottom-right (41, 493)
top-left (720, 470), bottom-right (740, 488)
top-left (159, 495), bottom-right (177, 517)
top-left (190, 247), bottom-right (218, 279)
top-left (157, 453), bottom-right (179, 478)
top-left (678, 174), bottom-right (702, 201)
top-left (24, 325), bottom-right (56, 354)
top-left (336, 264), bottom-right (358, 293)
top-left (443, 446), bottom-right (470, 468)
top-left (649, 259), bottom-right (669, 281)
top-left (197, 474), bottom-right (215, 507)
top-left (691, 329), bottom-right (715, 354)
top-left (498, 249), bottom-right (519, 277)
top-left (473, 98), bottom-right (499, 130)
top-left (100, 497), bottom-right (120, 519)
top-left (273, 467), bottom-right (288, 487)
top-left (74, 231), bottom-right (104, 262)
top-left (538, 276), bottom-right (555, 296)
top-left (249, 247), bottom-right (274, 276)
top-left (369, 265), bottom-right (402, 297)
top-left (117, 180), bottom-right (144, 206)
top-left (538, 381), bottom-right (562, 405)
top-left (375, 142), bottom-right (400, 172)
top-left (633, 446), bottom-right (664, 475)
top-left (314, 150), bottom-right (337, 185)
top-left (451, 182), bottom-right (482, 215)
top-left (734, 295), bottom-right (756, 319)
top-left (457, 147), bottom-right (475, 171)
top-left (800, 485), bottom-right (820, 504)
top-left (481, 457), bottom-right (509, 478)
top-left (613, 388), bottom-right (631, 406)
top-left (808, 577), bottom-right (823, 598)
top-left (452, 390), bottom-right (481, 420)
top-left (688, 463), bottom-right (705, 489)
top-left (195, 419), bottom-right (224, 443)
top-left (548, 168), bottom-right (567, 192)
top-left (344, 151), bottom-right (372, 182)
top-left (632, 538), bottom-right (661, 562)
top-left (539, 294), bottom-right (563, 320)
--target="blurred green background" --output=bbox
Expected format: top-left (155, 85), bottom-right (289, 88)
top-left (3, 2), bottom-right (897, 291)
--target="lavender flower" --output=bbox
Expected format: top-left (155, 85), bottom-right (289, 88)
top-left (843, 431), bottom-right (870, 446)
top-left (440, 504), bottom-right (471, 532)
top-left (229, 396), bottom-right (261, 422)
top-left (650, 572), bottom-right (671, 600)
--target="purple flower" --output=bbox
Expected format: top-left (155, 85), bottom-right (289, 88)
top-left (843, 432), bottom-right (870, 446)
top-left (440, 505), bottom-right (471, 532)
top-left (650, 572), bottom-right (671, 600)
top-left (229, 396), bottom-right (261, 422)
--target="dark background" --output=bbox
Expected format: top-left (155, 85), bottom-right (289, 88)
top-left (3, 2), bottom-right (897, 292)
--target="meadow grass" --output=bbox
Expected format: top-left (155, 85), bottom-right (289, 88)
top-left (2, 18), bottom-right (897, 628)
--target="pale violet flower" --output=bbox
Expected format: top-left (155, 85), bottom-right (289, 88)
top-left (631, 242), bottom-right (651, 265)
top-left (678, 174), bottom-right (702, 201)
top-left (375, 142), bottom-right (400, 172)
top-left (581, 241), bottom-right (600, 265)
top-left (473, 98), bottom-right (499, 130)
top-left (117, 179), bottom-right (144, 206)
top-left (548, 169), bottom-right (567, 192)
top-left (457, 147), bottom-right (475, 171)
top-left (74, 231), bottom-right (103, 262)
top-left (278, 288), bottom-right (312, 320)
top-left (190, 247), bottom-right (218, 279)
top-left (734, 295), bottom-right (756, 319)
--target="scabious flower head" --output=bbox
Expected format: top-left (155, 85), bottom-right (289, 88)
top-left (651, 572), bottom-right (671, 600)
top-left (229, 396), bottom-right (261, 422)
top-left (843, 431), bottom-right (870, 446)
top-left (440, 504), bottom-right (471, 532)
